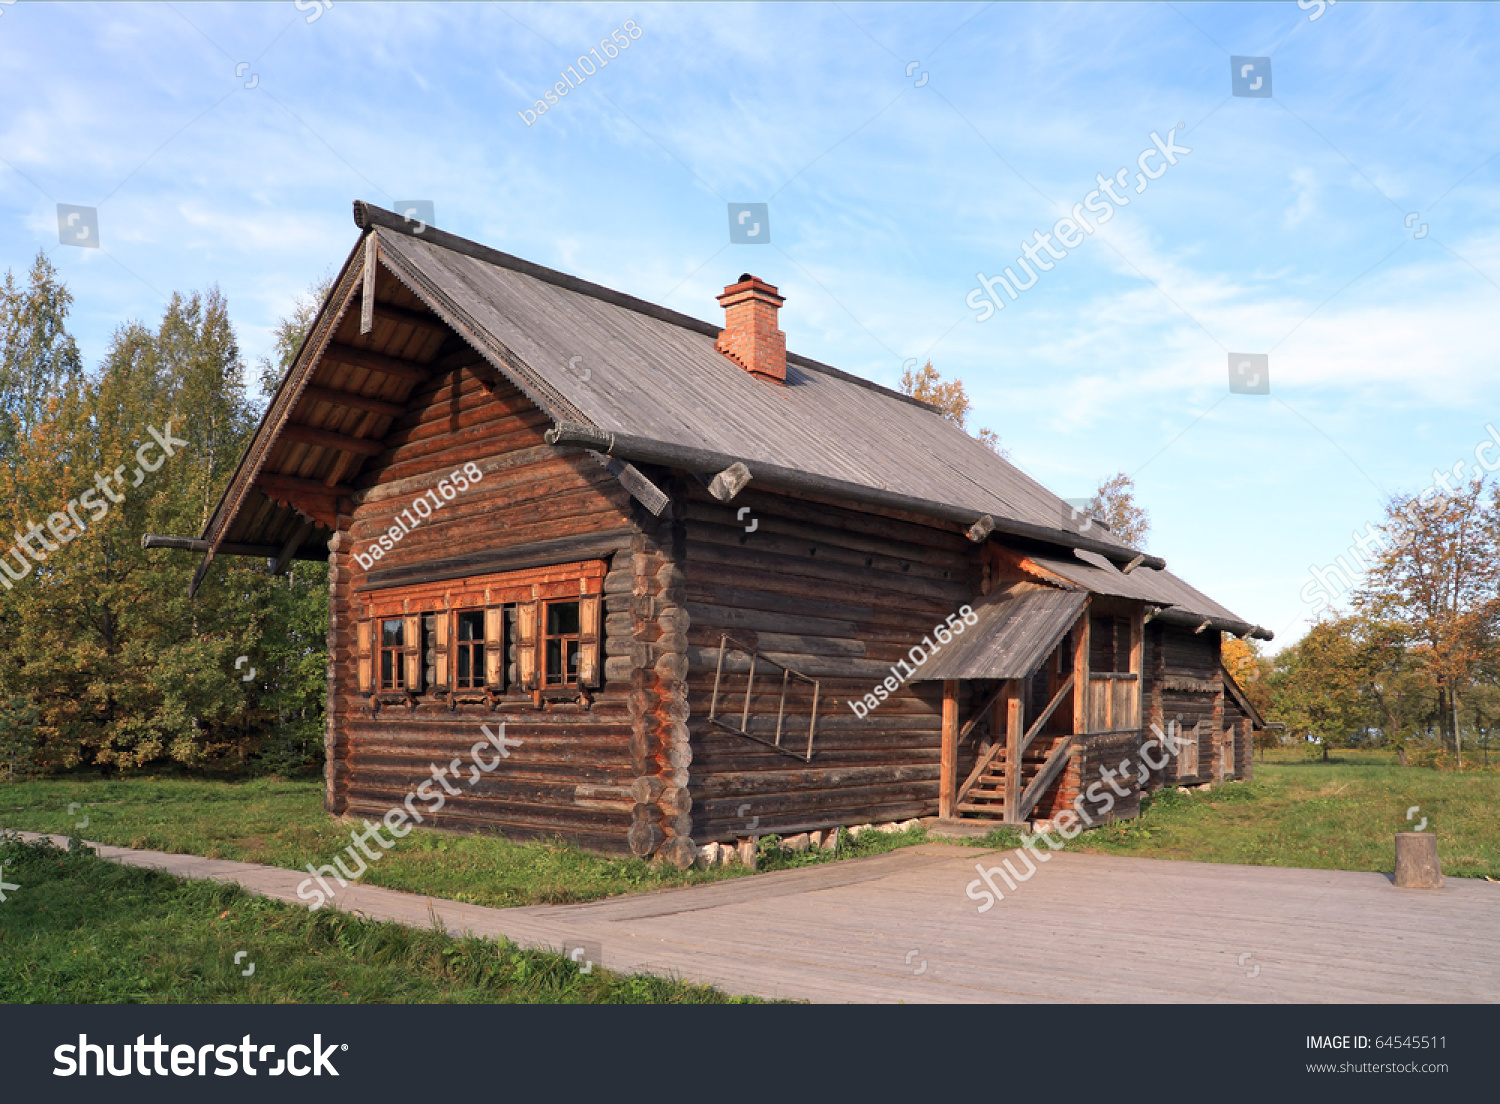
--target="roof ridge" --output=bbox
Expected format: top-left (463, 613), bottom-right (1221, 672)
top-left (352, 201), bottom-right (938, 415)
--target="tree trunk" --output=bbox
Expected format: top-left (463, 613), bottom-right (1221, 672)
top-left (1453, 692), bottom-right (1462, 770)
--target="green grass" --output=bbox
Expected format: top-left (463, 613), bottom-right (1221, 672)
top-left (10, 746), bottom-right (1495, 920)
top-left (0, 774), bottom-right (931, 908)
top-left (0, 775), bottom-right (740, 907)
top-left (970, 750), bottom-right (1500, 878)
top-left (0, 832), bottom-right (754, 1003)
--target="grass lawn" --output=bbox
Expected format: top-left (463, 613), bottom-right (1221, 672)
top-left (0, 773), bottom-right (926, 908)
top-left (972, 748), bottom-right (1500, 879)
top-left (0, 833), bottom-right (752, 1003)
top-left (3, 748), bottom-right (1495, 923)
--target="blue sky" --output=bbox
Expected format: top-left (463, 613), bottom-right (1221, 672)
top-left (3, 1), bottom-right (1499, 649)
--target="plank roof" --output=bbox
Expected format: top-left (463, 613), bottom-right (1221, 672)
top-left (371, 216), bottom-right (1141, 557)
top-left (1022, 549), bottom-right (1269, 638)
top-left (911, 587), bottom-right (1088, 681)
top-left (188, 202), bottom-right (1267, 638)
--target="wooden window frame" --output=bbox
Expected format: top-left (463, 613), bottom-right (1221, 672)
top-left (355, 560), bottom-right (606, 709)
top-left (378, 617), bottom-right (407, 691)
top-left (453, 608), bottom-right (488, 691)
top-left (542, 598), bottom-right (582, 689)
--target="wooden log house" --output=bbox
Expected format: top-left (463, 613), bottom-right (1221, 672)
top-left (154, 202), bottom-right (1271, 868)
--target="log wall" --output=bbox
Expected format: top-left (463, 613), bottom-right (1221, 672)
top-left (1224, 690), bottom-right (1256, 782)
top-left (1142, 621), bottom-right (1224, 787)
top-left (326, 368), bottom-right (649, 853)
top-left (678, 483), bottom-right (981, 841)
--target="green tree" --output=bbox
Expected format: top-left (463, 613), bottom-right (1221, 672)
top-left (1268, 617), bottom-right (1372, 760)
top-left (0, 251), bottom-right (82, 462)
top-left (0, 269), bottom-right (328, 774)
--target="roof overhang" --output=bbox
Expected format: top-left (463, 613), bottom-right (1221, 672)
top-left (910, 587), bottom-right (1089, 682)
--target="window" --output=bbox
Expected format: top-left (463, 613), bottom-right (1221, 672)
top-left (455, 610), bottom-right (486, 689)
top-left (356, 561), bottom-right (605, 698)
top-left (1089, 614), bottom-right (1134, 674)
top-left (379, 618), bottom-right (405, 690)
top-left (543, 600), bottom-right (581, 687)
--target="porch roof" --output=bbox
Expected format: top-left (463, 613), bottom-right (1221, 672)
top-left (911, 586), bottom-right (1087, 682)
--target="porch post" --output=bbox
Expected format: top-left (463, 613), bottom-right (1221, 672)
top-left (1129, 608), bottom-right (1144, 731)
top-left (939, 679), bottom-right (959, 819)
top-left (1003, 684), bottom-right (1023, 824)
top-left (1073, 606), bottom-right (1091, 735)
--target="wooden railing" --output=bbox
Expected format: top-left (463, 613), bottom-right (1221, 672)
top-left (1085, 673), bottom-right (1138, 734)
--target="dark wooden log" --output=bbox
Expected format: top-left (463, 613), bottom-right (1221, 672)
top-left (546, 422), bottom-right (1167, 572)
top-left (282, 423), bottom-right (386, 456)
top-left (299, 385), bottom-right (408, 419)
top-left (258, 473), bottom-right (355, 500)
top-left (142, 534), bottom-right (328, 561)
top-left (357, 528), bottom-right (637, 591)
top-left (323, 342), bottom-right (432, 383)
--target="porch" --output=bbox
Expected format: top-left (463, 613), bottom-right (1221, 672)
top-left (919, 587), bottom-right (1146, 827)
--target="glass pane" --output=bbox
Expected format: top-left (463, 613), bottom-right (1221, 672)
top-left (566, 639), bottom-right (580, 675)
top-left (382, 619), bottom-right (404, 647)
top-left (545, 639), bottom-right (563, 684)
top-left (458, 611), bottom-right (484, 642)
top-left (381, 651), bottom-right (393, 686)
top-left (457, 648), bottom-right (471, 684)
top-left (547, 601), bottom-right (580, 635)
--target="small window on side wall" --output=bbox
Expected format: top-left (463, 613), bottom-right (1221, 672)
top-left (379, 618), bottom-right (406, 690)
top-left (455, 610), bottom-right (486, 690)
top-left (543, 599), bottom-right (581, 688)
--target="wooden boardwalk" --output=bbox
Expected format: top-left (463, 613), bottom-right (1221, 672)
top-left (15, 832), bottom-right (1498, 1003)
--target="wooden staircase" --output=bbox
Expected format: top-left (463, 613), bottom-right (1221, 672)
top-left (955, 737), bottom-right (1069, 818)
top-left (950, 674), bottom-right (1077, 825)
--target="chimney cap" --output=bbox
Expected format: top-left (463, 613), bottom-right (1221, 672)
top-left (717, 273), bottom-right (783, 305)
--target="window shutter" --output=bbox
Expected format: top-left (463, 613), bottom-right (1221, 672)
top-left (484, 607), bottom-right (505, 689)
top-left (578, 593), bottom-right (601, 686)
top-left (433, 612), bottom-right (450, 690)
top-left (356, 619), bottom-right (373, 693)
top-left (403, 613), bottom-right (423, 692)
top-left (516, 600), bottom-right (538, 689)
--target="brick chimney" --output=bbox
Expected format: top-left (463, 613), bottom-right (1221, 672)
top-left (715, 274), bottom-right (786, 384)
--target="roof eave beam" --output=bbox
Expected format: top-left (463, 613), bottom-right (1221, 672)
top-left (281, 424), bottom-right (386, 457)
top-left (543, 422), bottom-right (1169, 573)
top-left (143, 534), bottom-right (327, 561)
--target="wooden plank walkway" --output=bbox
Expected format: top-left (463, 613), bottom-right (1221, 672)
top-left (12, 831), bottom-right (1498, 1003)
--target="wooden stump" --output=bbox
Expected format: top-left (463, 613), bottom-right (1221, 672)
top-left (1393, 832), bottom-right (1442, 888)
